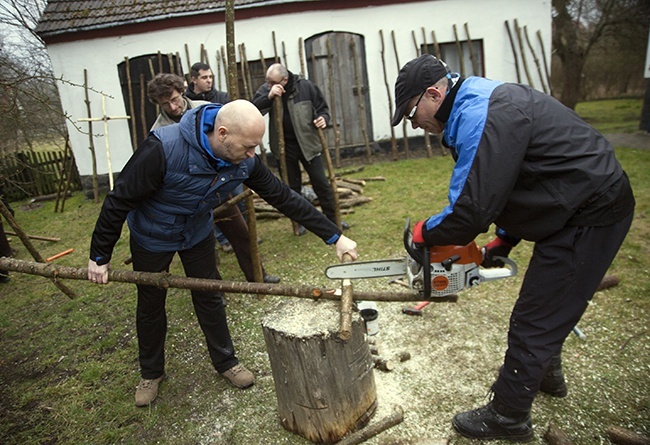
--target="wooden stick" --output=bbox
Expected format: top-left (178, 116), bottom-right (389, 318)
top-left (273, 97), bottom-right (301, 236)
top-left (212, 188), bottom-right (254, 218)
top-left (0, 257), bottom-right (462, 302)
top-left (524, 25), bottom-right (548, 93)
top-left (536, 29), bottom-right (553, 96)
top-left (339, 252), bottom-right (354, 341)
top-left (379, 30), bottom-right (398, 161)
top-left (391, 30), bottom-right (409, 158)
top-left (505, 20), bottom-right (521, 83)
top-left (5, 232), bottom-right (61, 242)
top-left (416, 28), bottom-right (433, 158)
top-left (326, 37), bottom-right (342, 168)
top-left (514, 19), bottom-right (534, 87)
top-left (46, 248), bottom-right (74, 263)
top-left (464, 22), bottom-right (478, 75)
top-left (336, 405), bottom-right (404, 445)
top-left (318, 128), bottom-right (343, 229)
top-left (0, 205), bottom-right (76, 299)
top-left (452, 24), bottom-right (466, 76)
top-left (82, 69), bottom-right (99, 203)
top-left (349, 38), bottom-right (372, 163)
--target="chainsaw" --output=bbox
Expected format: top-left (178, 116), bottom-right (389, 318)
top-left (325, 219), bottom-right (517, 299)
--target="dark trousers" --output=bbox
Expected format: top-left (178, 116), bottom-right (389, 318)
top-left (214, 202), bottom-right (265, 282)
top-left (282, 144), bottom-right (336, 222)
top-left (492, 211), bottom-right (634, 411)
top-left (130, 234), bottom-right (238, 379)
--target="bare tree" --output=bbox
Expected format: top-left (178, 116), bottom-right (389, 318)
top-left (552, 0), bottom-right (650, 109)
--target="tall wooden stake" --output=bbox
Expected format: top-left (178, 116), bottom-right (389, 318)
top-left (505, 20), bottom-right (521, 83)
top-left (452, 24), bottom-right (466, 76)
top-left (124, 56), bottom-right (138, 150)
top-left (464, 22), bottom-right (479, 75)
top-left (82, 69), bottom-right (99, 203)
top-left (350, 38), bottom-right (372, 163)
top-left (418, 28), bottom-right (433, 158)
top-left (325, 38), bottom-right (342, 168)
top-left (317, 127), bottom-right (342, 230)
top-left (524, 25), bottom-right (548, 93)
top-left (391, 30), bottom-right (409, 158)
top-left (379, 30), bottom-right (398, 161)
top-left (514, 19), bottom-right (534, 87)
top-left (536, 30), bottom-right (553, 96)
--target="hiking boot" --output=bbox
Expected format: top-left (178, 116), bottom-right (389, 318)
top-left (0, 271), bottom-right (9, 283)
top-left (221, 242), bottom-right (233, 253)
top-left (341, 221), bottom-right (350, 230)
top-left (296, 225), bottom-right (307, 236)
top-left (220, 364), bottom-right (254, 389)
top-left (135, 375), bottom-right (164, 407)
top-left (452, 399), bottom-right (533, 442)
top-left (540, 353), bottom-right (567, 397)
top-left (263, 274), bottom-right (281, 284)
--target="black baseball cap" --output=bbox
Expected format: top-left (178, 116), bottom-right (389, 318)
top-left (392, 54), bottom-right (450, 126)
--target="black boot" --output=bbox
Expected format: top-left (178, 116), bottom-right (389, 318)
top-left (452, 398), bottom-right (533, 442)
top-left (540, 353), bottom-right (567, 397)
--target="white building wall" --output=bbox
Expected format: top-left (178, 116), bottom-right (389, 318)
top-left (46, 0), bottom-right (551, 177)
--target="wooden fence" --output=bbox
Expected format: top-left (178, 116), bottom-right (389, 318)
top-left (1, 150), bottom-right (82, 201)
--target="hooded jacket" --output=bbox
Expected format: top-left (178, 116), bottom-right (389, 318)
top-left (185, 84), bottom-right (230, 105)
top-left (90, 104), bottom-right (340, 265)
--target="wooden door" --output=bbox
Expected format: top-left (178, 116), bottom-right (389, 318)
top-left (305, 32), bottom-right (373, 150)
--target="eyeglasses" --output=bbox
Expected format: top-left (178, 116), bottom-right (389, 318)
top-left (159, 93), bottom-right (184, 109)
top-left (406, 90), bottom-right (427, 121)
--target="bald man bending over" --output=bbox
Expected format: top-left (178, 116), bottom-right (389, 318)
top-left (87, 100), bottom-right (357, 407)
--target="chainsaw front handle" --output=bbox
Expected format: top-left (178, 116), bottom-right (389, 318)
top-left (478, 256), bottom-right (518, 281)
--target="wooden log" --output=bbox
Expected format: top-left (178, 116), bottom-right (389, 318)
top-left (544, 423), bottom-right (574, 445)
top-left (339, 252), bottom-right (354, 341)
top-left (341, 177), bottom-right (366, 187)
top-left (339, 197), bottom-right (372, 208)
top-left (395, 351), bottom-right (411, 362)
top-left (336, 405), bottom-right (404, 445)
top-left (0, 257), bottom-right (443, 302)
top-left (336, 180), bottom-right (364, 194)
top-left (262, 300), bottom-right (377, 444)
top-left (607, 426), bottom-right (650, 445)
top-left (597, 274), bottom-right (620, 291)
top-left (373, 356), bottom-right (394, 372)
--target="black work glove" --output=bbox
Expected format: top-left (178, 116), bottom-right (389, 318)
top-left (481, 237), bottom-right (513, 268)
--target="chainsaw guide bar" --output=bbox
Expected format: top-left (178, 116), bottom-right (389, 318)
top-left (325, 259), bottom-right (406, 279)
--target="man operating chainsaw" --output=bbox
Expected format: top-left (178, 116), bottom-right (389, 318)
top-left (392, 54), bottom-right (635, 442)
top-left (87, 99), bottom-right (357, 407)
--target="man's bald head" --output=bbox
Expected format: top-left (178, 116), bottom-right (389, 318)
top-left (210, 100), bottom-right (265, 164)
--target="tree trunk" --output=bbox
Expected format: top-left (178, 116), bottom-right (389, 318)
top-left (262, 299), bottom-right (377, 444)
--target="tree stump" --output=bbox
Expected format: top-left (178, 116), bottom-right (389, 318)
top-left (262, 300), bottom-right (377, 444)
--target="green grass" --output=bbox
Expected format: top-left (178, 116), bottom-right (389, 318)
top-left (0, 100), bottom-right (648, 444)
top-left (575, 97), bottom-right (644, 133)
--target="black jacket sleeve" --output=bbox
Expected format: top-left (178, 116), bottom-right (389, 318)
top-left (89, 136), bottom-right (166, 264)
top-left (244, 156), bottom-right (341, 243)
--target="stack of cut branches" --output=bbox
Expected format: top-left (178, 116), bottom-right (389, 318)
top-left (254, 167), bottom-right (384, 220)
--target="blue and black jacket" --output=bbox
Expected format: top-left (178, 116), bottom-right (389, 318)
top-left (418, 77), bottom-right (635, 246)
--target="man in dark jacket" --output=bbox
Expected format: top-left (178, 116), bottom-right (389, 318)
top-left (88, 100), bottom-right (357, 407)
top-left (392, 54), bottom-right (634, 442)
top-left (252, 63), bottom-right (347, 233)
top-left (185, 62), bottom-right (230, 105)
